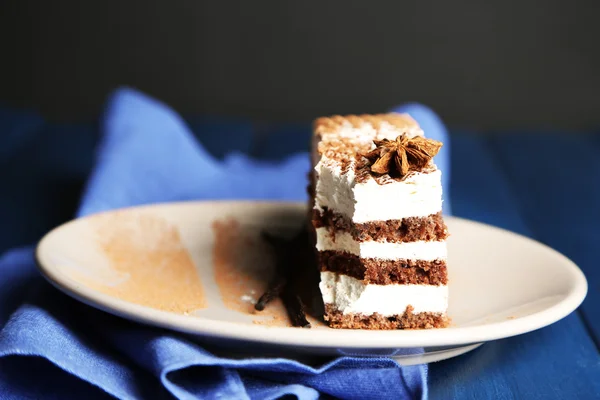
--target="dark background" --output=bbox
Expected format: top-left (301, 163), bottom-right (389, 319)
top-left (1, 0), bottom-right (599, 129)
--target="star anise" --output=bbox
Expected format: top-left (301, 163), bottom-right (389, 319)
top-left (362, 134), bottom-right (442, 178)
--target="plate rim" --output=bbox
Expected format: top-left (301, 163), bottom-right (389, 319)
top-left (35, 200), bottom-right (588, 349)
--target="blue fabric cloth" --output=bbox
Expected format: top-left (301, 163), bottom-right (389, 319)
top-left (0, 88), bottom-right (451, 399)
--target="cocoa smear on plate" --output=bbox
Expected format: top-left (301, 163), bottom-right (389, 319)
top-left (77, 212), bottom-right (207, 314)
top-left (211, 217), bottom-right (282, 318)
top-left (211, 217), bottom-right (323, 327)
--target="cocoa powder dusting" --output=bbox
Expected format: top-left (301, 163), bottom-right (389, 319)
top-left (211, 218), bottom-right (277, 314)
top-left (87, 212), bottom-right (207, 313)
top-left (252, 310), bottom-right (286, 327)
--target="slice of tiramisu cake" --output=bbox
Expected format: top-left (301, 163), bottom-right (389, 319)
top-left (309, 114), bottom-right (449, 329)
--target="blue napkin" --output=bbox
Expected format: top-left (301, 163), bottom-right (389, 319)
top-left (0, 88), bottom-right (450, 399)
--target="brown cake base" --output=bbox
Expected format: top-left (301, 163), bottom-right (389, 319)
top-left (324, 304), bottom-right (449, 330)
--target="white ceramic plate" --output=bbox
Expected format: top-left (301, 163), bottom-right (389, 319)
top-left (36, 201), bottom-right (587, 365)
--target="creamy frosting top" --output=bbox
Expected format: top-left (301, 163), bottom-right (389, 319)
top-left (311, 113), bottom-right (443, 223)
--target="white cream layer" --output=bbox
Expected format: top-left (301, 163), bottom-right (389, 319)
top-left (315, 227), bottom-right (446, 261)
top-left (314, 162), bottom-right (443, 223)
top-left (320, 271), bottom-right (448, 316)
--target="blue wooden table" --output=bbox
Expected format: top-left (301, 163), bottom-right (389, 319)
top-left (0, 108), bottom-right (599, 398)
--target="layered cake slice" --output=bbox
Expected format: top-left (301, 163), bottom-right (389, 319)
top-left (309, 114), bottom-right (449, 329)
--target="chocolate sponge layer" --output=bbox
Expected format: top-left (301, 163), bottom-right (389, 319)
top-left (318, 250), bottom-right (447, 285)
top-left (313, 208), bottom-right (448, 243)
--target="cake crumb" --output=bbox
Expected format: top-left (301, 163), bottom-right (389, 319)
top-left (241, 295), bottom-right (256, 305)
